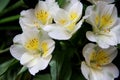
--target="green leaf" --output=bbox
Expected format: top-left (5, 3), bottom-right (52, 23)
top-left (33, 74), bottom-right (51, 80)
top-left (0, 59), bottom-right (18, 76)
top-left (50, 50), bottom-right (65, 80)
top-left (50, 41), bottom-right (74, 80)
top-left (70, 71), bottom-right (86, 80)
top-left (0, 0), bottom-right (10, 12)
top-left (17, 66), bottom-right (27, 75)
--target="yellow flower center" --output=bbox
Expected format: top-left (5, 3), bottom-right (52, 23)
top-left (59, 19), bottom-right (67, 25)
top-left (25, 38), bottom-right (39, 51)
top-left (41, 42), bottom-right (48, 57)
top-left (35, 10), bottom-right (49, 25)
top-left (66, 22), bottom-right (76, 32)
top-left (95, 14), bottom-right (113, 30)
top-left (69, 11), bottom-right (78, 21)
top-left (90, 49), bottom-right (109, 69)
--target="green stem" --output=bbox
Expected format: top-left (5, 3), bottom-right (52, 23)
top-left (0, 0), bottom-right (24, 17)
top-left (0, 47), bottom-right (9, 54)
top-left (0, 15), bottom-right (20, 24)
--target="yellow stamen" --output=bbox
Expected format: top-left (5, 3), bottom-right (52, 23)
top-left (69, 11), bottom-right (78, 21)
top-left (25, 38), bottom-right (39, 50)
top-left (41, 42), bottom-right (48, 57)
top-left (35, 10), bottom-right (49, 25)
top-left (66, 22), bottom-right (76, 32)
top-left (59, 19), bottom-right (67, 25)
top-left (90, 49), bottom-right (109, 69)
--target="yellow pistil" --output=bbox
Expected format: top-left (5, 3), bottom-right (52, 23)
top-left (25, 38), bottom-right (39, 51)
top-left (69, 11), bottom-right (78, 21)
top-left (35, 10), bottom-right (49, 25)
top-left (41, 42), bottom-right (48, 57)
top-left (90, 49), bottom-right (109, 69)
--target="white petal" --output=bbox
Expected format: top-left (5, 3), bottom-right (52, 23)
top-left (68, 1), bottom-right (83, 22)
top-left (71, 20), bottom-right (82, 35)
top-left (82, 43), bottom-right (96, 65)
top-left (20, 9), bottom-right (39, 30)
top-left (10, 44), bottom-right (26, 60)
top-left (103, 63), bottom-right (119, 78)
top-left (86, 31), bottom-right (96, 42)
top-left (98, 2), bottom-right (117, 28)
top-left (112, 18), bottom-right (120, 43)
top-left (13, 34), bottom-right (21, 43)
top-left (29, 55), bottom-right (52, 75)
top-left (44, 24), bottom-right (71, 40)
top-left (81, 62), bottom-right (90, 79)
top-left (103, 46), bottom-right (117, 64)
top-left (85, 5), bottom-right (97, 27)
top-left (20, 53), bottom-right (37, 67)
top-left (21, 28), bottom-right (40, 44)
top-left (53, 9), bottom-right (68, 25)
top-left (41, 39), bottom-right (55, 57)
top-left (96, 32), bottom-right (117, 48)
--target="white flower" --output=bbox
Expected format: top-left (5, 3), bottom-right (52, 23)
top-left (87, 0), bottom-right (114, 4)
top-left (44, 0), bottom-right (87, 40)
top-left (10, 28), bottom-right (55, 75)
top-left (19, 0), bottom-right (59, 30)
top-left (85, 2), bottom-right (120, 48)
top-left (81, 43), bottom-right (119, 80)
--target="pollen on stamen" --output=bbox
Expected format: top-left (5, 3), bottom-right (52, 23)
top-left (35, 10), bottom-right (49, 24)
top-left (69, 12), bottom-right (78, 21)
top-left (25, 38), bottom-right (39, 50)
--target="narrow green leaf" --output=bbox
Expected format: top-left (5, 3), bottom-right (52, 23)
top-left (17, 66), bottom-right (27, 75)
top-left (70, 71), bottom-right (86, 80)
top-left (0, 59), bottom-right (15, 76)
top-left (0, 0), bottom-right (10, 12)
top-left (0, 59), bottom-right (18, 77)
top-left (0, 15), bottom-right (20, 24)
top-left (50, 50), bottom-right (65, 80)
top-left (33, 74), bottom-right (51, 80)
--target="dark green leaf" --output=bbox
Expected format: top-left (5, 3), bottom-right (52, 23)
top-left (70, 71), bottom-right (86, 80)
top-left (33, 74), bottom-right (51, 80)
top-left (50, 50), bottom-right (65, 80)
top-left (50, 41), bottom-right (74, 80)
top-left (0, 0), bottom-right (10, 12)
top-left (17, 66), bottom-right (27, 75)
top-left (0, 59), bottom-right (15, 76)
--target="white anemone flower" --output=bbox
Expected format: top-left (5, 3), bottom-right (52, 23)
top-left (87, 0), bottom-right (114, 4)
top-left (10, 28), bottom-right (55, 75)
top-left (44, 0), bottom-right (87, 40)
top-left (85, 2), bottom-right (120, 48)
top-left (19, 0), bottom-right (59, 30)
top-left (81, 43), bottom-right (119, 80)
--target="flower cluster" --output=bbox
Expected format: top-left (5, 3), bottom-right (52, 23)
top-left (10, 0), bottom-right (120, 79)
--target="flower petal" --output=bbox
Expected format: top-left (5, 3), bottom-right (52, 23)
top-left (103, 63), bottom-right (119, 78)
top-left (86, 31), bottom-right (96, 42)
top-left (10, 44), bottom-right (26, 60)
top-left (13, 34), bottom-right (21, 43)
top-left (82, 43), bottom-right (96, 65)
top-left (96, 32), bottom-right (117, 48)
top-left (44, 24), bottom-right (71, 40)
top-left (20, 53), bottom-right (37, 68)
top-left (68, 1), bottom-right (83, 22)
top-left (29, 55), bottom-right (52, 75)
top-left (103, 46), bottom-right (117, 64)
top-left (20, 9), bottom-right (39, 30)
top-left (41, 39), bottom-right (55, 57)
top-left (81, 62), bottom-right (90, 79)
